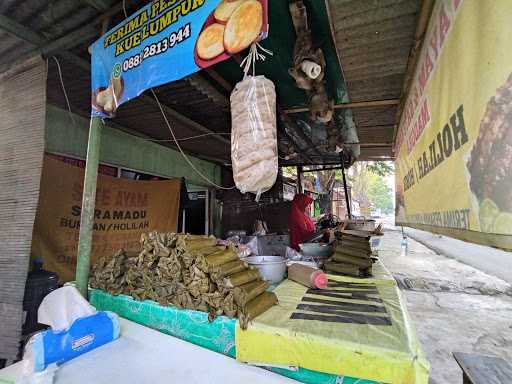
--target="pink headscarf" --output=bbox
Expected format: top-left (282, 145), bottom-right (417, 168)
top-left (288, 194), bottom-right (315, 250)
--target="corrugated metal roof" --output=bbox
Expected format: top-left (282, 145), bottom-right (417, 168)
top-left (45, 55), bottom-right (231, 163)
top-left (327, 0), bottom-right (422, 160)
top-left (1, 0), bottom-right (423, 164)
top-left (0, 0), bottom-right (98, 65)
top-left (0, 0), bottom-right (237, 163)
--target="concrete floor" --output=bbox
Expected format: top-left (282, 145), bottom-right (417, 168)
top-left (403, 227), bottom-right (512, 284)
top-left (379, 230), bottom-right (512, 384)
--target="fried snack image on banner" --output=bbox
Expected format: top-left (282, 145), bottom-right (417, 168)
top-left (94, 76), bottom-right (124, 115)
top-left (214, 0), bottom-right (247, 23)
top-left (467, 73), bottom-right (512, 234)
top-left (224, 0), bottom-right (263, 54)
top-left (196, 23), bottom-right (226, 60)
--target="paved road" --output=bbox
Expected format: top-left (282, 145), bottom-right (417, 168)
top-left (400, 227), bottom-right (512, 284)
top-left (379, 231), bottom-right (512, 384)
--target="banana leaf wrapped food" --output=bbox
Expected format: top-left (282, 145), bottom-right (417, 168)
top-left (204, 291), bottom-right (225, 309)
top-left (191, 245), bottom-right (225, 257)
top-left (222, 292), bottom-right (238, 318)
top-left (209, 259), bottom-right (248, 281)
top-left (176, 235), bottom-right (217, 251)
top-left (181, 245), bottom-right (225, 268)
top-left (233, 280), bottom-right (269, 307)
top-left (331, 252), bottom-right (373, 268)
top-left (324, 261), bottom-right (372, 277)
top-left (336, 246), bottom-right (372, 259)
top-left (187, 278), bottom-right (211, 298)
top-left (239, 291), bottom-right (278, 330)
top-left (195, 247), bottom-right (239, 272)
top-left (89, 250), bottom-right (127, 292)
top-left (90, 231), bottom-right (278, 329)
top-left (193, 297), bottom-right (209, 312)
top-left (223, 268), bottom-right (261, 288)
top-left (324, 261), bottom-right (361, 277)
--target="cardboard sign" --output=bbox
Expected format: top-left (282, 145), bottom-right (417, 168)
top-left (31, 157), bottom-right (181, 281)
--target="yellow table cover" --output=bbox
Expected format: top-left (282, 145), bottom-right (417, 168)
top-left (236, 271), bottom-right (429, 384)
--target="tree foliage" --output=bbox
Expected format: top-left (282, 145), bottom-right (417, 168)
top-left (280, 162), bottom-right (394, 215)
top-left (347, 161), bottom-right (394, 215)
top-left (367, 172), bottom-right (394, 214)
top-left (367, 161), bottom-right (394, 177)
top-left (282, 166), bottom-right (297, 179)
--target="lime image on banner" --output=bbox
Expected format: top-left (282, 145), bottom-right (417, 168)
top-left (466, 73), bottom-right (512, 235)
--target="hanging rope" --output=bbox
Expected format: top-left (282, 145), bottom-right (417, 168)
top-left (151, 89), bottom-right (236, 190)
top-left (239, 42), bottom-right (273, 77)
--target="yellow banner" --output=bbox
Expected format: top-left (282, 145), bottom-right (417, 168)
top-left (31, 157), bottom-right (181, 281)
top-left (236, 276), bottom-right (429, 384)
top-left (395, 0), bottom-right (512, 249)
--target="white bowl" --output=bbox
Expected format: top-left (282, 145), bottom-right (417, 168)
top-left (244, 256), bottom-right (287, 284)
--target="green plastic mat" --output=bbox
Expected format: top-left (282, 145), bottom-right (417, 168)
top-left (89, 289), bottom-right (379, 384)
top-left (90, 289), bottom-right (236, 357)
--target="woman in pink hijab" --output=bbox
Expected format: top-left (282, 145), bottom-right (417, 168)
top-left (288, 193), bottom-right (316, 251)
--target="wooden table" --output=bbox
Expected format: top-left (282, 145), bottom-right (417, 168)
top-left (453, 352), bottom-right (512, 384)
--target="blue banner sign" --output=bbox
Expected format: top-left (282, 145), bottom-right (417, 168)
top-left (91, 0), bottom-right (268, 117)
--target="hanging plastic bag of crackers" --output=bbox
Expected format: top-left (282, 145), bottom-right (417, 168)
top-left (230, 74), bottom-right (277, 201)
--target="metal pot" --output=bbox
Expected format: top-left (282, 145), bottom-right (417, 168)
top-left (244, 256), bottom-right (287, 284)
top-left (299, 243), bottom-right (333, 258)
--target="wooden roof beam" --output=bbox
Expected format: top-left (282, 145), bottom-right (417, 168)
top-left (283, 98), bottom-right (400, 114)
top-left (0, 0), bottom-right (143, 70)
top-left (0, 14), bottom-right (46, 46)
top-left (48, 102), bottom-right (229, 166)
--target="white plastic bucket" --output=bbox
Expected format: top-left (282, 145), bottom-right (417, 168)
top-left (244, 256), bottom-right (287, 284)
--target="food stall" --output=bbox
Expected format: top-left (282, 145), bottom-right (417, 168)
top-left (0, 0), bottom-right (430, 383)
top-left (85, 230), bottom-right (429, 384)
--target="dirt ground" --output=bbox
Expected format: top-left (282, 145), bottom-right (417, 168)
top-left (379, 229), bottom-right (512, 384)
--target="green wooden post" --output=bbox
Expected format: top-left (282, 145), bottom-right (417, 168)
top-left (75, 117), bottom-right (103, 298)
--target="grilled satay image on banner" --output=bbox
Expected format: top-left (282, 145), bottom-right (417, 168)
top-left (466, 73), bottom-right (512, 234)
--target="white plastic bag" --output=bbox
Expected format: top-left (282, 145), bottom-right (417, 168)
top-left (19, 337), bottom-right (58, 384)
top-left (17, 358), bottom-right (57, 384)
top-left (231, 75), bottom-right (278, 199)
top-left (37, 286), bottom-right (96, 331)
